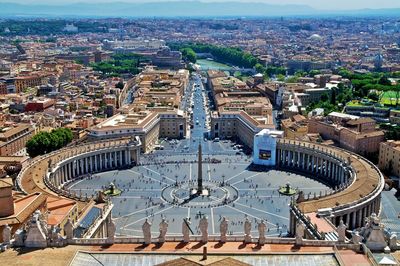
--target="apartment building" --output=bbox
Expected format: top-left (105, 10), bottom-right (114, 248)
top-left (308, 116), bottom-right (384, 156)
top-left (379, 140), bottom-right (400, 177)
top-left (88, 109), bottom-right (187, 153)
top-left (133, 68), bottom-right (189, 108)
top-left (281, 115), bottom-right (309, 140)
top-left (14, 74), bottom-right (45, 92)
top-left (210, 111), bottom-right (275, 149)
top-left (0, 124), bottom-right (35, 156)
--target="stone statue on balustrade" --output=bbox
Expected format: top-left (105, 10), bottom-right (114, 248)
top-left (258, 220), bottom-right (267, 245)
top-left (48, 225), bottom-right (62, 245)
top-left (64, 218), bottom-right (74, 240)
top-left (24, 210), bottom-right (48, 248)
top-left (351, 231), bottom-right (363, 245)
top-left (296, 221), bottom-right (305, 245)
top-left (2, 224), bottom-right (11, 245)
top-left (389, 234), bottom-right (398, 251)
top-left (158, 218), bottom-right (168, 243)
top-left (182, 218), bottom-right (191, 243)
top-left (13, 229), bottom-right (25, 247)
top-left (359, 213), bottom-right (387, 251)
top-left (337, 219), bottom-right (347, 243)
top-left (219, 217), bottom-right (228, 243)
top-left (244, 217), bottom-right (252, 243)
top-left (199, 216), bottom-right (208, 243)
top-left (142, 219), bottom-right (152, 245)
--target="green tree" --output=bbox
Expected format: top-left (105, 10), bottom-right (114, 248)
top-left (378, 75), bottom-right (391, 86)
top-left (180, 48), bottom-right (197, 63)
top-left (115, 81), bottom-right (124, 90)
top-left (320, 93), bottom-right (329, 102)
top-left (368, 91), bottom-right (379, 101)
top-left (26, 128), bottom-right (74, 157)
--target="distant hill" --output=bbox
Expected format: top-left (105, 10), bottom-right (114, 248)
top-left (0, 1), bottom-right (399, 18)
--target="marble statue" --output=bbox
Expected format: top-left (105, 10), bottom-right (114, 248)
top-left (258, 220), bottom-right (267, 245)
top-left (2, 224), bottom-right (11, 244)
top-left (389, 234), bottom-right (398, 250)
top-left (24, 210), bottom-right (47, 248)
top-left (182, 218), bottom-right (191, 243)
top-left (219, 217), bottom-right (228, 243)
top-left (351, 231), bottom-right (363, 244)
top-left (64, 218), bottom-right (74, 240)
top-left (199, 216), bottom-right (208, 243)
top-left (142, 219), bottom-right (152, 245)
top-left (359, 213), bottom-right (387, 251)
top-left (158, 218), bottom-right (168, 243)
top-left (244, 217), bottom-right (252, 243)
top-left (296, 221), bottom-right (305, 245)
top-left (337, 219), bottom-right (347, 243)
top-left (13, 229), bottom-right (25, 247)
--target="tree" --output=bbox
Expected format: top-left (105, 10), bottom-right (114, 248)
top-left (255, 63), bottom-right (265, 74)
top-left (368, 91), bottom-right (379, 101)
top-left (330, 87), bottom-right (337, 105)
top-left (180, 48), bottom-right (197, 63)
top-left (309, 70), bottom-right (321, 77)
top-left (277, 74), bottom-right (285, 82)
top-left (320, 93), bottom-right (329, 102)
top-left (26, 128), bottom-right (74, 157)
top-left (378, 75), bottom-right (391, 86)
top-left (115, 81), bottom-right (124, 90)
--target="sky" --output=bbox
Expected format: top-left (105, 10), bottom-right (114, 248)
top-left (2, 0), bottom-right (400, 10)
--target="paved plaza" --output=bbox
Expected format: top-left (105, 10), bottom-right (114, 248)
top-left (380, 189), bottom-right (400, 237)
top-left (66, 75), bottom-right (330, 238)
top-left (68, 153), bottom-right (328, 238)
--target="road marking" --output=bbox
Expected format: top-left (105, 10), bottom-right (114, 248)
top-left (68, 178), bottom-right (88, 189)
top-left (225, 170), bottom-right (247, 182)
top-left (207, 164), bottom-right (211, 181)
top-left (127, 169), bottom-right (170, 185)
top-left (142, 166), bottom-right (175, 183)
top-left (123, 206), bottom-right (174, 227)
top-left (225, 205), bottom-right (278, 228)
top-left (114, 204), bottom-right (160, 221)
top-left (211, 207), bottom-right (215, 234)
top-left (234, 202), bottom-right (289, 220)
top-left (231, 172), bottom-right (262, 186)
top-left (113, 196), bottom-right (144, 199)
top-left (189, 163), bottom-right (192, 181)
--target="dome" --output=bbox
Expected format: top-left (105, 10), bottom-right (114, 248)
top-left (309, 34), bottom-right (322, 41)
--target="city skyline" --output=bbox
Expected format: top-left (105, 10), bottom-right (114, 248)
top-left (1, 0), bottom-right (400, 11)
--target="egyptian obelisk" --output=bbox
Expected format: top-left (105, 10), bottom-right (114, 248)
top-left (197, 144), bottom-right (203, 194)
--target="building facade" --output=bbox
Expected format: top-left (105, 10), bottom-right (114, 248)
top-left (378, 140), bottom-right (400, 177)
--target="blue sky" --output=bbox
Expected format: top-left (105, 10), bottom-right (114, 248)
top-left (3, 0), bottom-right (400, 10)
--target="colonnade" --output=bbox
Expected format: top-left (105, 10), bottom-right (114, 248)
top-left (276, 147), bottom-right (349, 186)
top-left (44, 137), bottom-right (141, 192)
top-left (50, 148), bottom-right (135, 188)
top-left (277, 140), bottom-right (384, 232)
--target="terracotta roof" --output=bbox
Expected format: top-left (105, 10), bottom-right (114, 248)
top-left (156, 257), bottom-right (201, 266)
top-left (0, 124), bottom-right (31, 139)
top-left (0, 192), bottom-right (46, 226)
top-left (0, 178), bottom-right (13, 188)
top-left (208, 257), bottom-right (251, 266)
top-left (46, 196), bottom-right (76, 226)
top-left (346, 118), bottom-right (375, 125)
